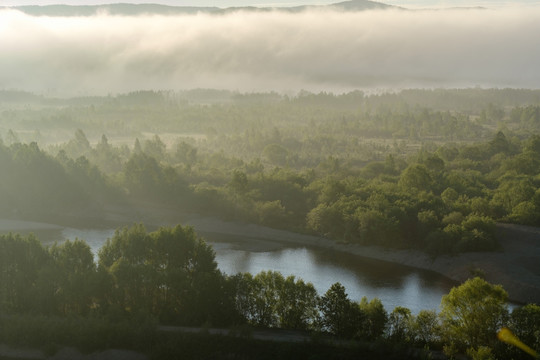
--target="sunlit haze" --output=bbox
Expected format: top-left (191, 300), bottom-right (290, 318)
top-left (1, 1), bottom-right (539, 95)
top-left (1, 1), bottom-right (539, 8)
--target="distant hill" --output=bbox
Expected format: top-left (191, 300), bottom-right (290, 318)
top-left (4, 4), bottom-right (221, 16)
top-left (326, 0), bottom-right (396, 10)
top-left (278, 0), bottom-right (396, 12)
top-left (4, 0), bottom-right (399, 17)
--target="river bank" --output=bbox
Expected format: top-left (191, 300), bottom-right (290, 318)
top-left (180, 216), bottom-right (540, 305)
top-left (90, 202), bottom-right (540, 305)
top-left (3, 203), bottom-right (540, 305)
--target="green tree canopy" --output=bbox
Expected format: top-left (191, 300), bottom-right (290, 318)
top-left (98, 224), bottom-right (225, 325)
top-left (440, 277), bottom-right (509, 352)
top-left (318, 282), bottom-right (364, 338)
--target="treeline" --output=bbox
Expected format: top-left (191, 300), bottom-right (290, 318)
top-left (1, 227), bottom-right (539, 359)
top-left (3, 88), bottom-right (540, 152)
top-left (2, 88), bottom-right (540, 255)
top-left (4, 131), bottom-right (540, 255)
top-left (303, 132), bottom-right (540, 254)
top-left (107, 131), bottom-right (540, 255)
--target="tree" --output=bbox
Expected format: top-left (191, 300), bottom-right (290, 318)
top-left (492, 177), bottom-right (535, 214)
top-left (133, 138), bottom-right (143, 154)
top-left (66, 129), bottom-right (91, 158)
top-left (398, 164), bottom-right (433, 193)
top-left (417, 210), bottom-right (439, 239)
top-left (231, 272), bottom-right (258, 324)
top-left (254, 200), bottom-right (288, 228)
top-left (488, 131), bottom-right (511, 155)
top-left (409, 309), bottom-right (440, 345)
top-left (123, 153), bottom-right (173, 200)
top-left (228, 169), bottom-right (248, 194)
top-left (508, 304), bottom-right (540, 359)
top-left (387, 306), bottom-right (412, 342)
top-left (231, 271), bottom-right (318, 330)
top-left (98, 224), bottom-right (225, 325)
top-left (466, 346), bottom-right (495, 360)
top-left (508, 201), bottom-right (540, 226)
top-left (356, 209), bottom-right (398, 246)
top-left (277, 276), bottom-right (318, 330)
top-left (49, 239), bottom-right (97, 315)
top-left (0, 233), bottom-right (50, 313)
top-left (251, 271), bottom-right (284, 327)
top-left (143, 134), bottom-right (166, 161)
top-left (456, 214), bottom-right (498, 252)
top-left (306, 203), bottom-right (347, 239)
top-left (174, 141), bottom-right (197, 165)
top-left (93, 134), bottom-right (122, 173)
top-left (262, 143), bottom-right (288, 166)
top-left (358, 296), bottom-right (388, 340)
top-left (441, 187), bottom-right (459, 207)
top-left (440, 277), bottom-right (509, 352)
top-left (318, 282), bottom-right (364, 338)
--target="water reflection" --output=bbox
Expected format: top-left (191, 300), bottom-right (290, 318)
top-left (212, 244), bottom-right (454, 313)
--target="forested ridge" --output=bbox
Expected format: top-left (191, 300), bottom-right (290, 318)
top-left (1, 88), bottom-right (540, 255)
top-left (1, 227), bottom-right (539, 359)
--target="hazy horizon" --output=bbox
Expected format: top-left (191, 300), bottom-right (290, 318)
top-left (1, 1), bottom-right (539, 96)
top-left (2, 1), bottom-right (539, 9)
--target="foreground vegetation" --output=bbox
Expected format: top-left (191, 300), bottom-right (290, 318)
top-left (1, 88), bottom-right (540, 256)
top-left (1, 227), bottom-right (539, 359)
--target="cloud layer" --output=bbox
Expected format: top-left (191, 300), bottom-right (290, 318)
top-left (1, 7), bottom-right (539, 95)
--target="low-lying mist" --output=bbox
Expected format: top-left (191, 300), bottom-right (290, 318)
top-left (1, 6), bottom-right (539, 95)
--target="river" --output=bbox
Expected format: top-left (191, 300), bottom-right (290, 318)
top-left (0, 218), bottom-right (455, 314)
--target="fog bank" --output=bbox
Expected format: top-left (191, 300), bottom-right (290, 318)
top-left (1, 7), bottom-right (539, 95)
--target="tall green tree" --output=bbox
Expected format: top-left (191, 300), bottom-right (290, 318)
top-left (98, 224), bottom-right (225, 325)
top-left (276, 275), bottom-right (318, 330)
top-left (398, 164), bottom-right (434, 193)
top-left (0, 233), bottom-right (50, 313)
top-left (250, 271), bottom-right (284, 327)
top-left (358, 296), bottom-right (388, 340)
top-left (409, 309), bottom-right (440, 346)
top-left (508, 304), bottom-right (540, 359)
top-left (440, 277), bottom-right (509, 352)
top-left (49, 239), bottom-right (97, 315)
top-left (387, 306), bottom-right (412, 342)
top-left (318, 282), bottom-right (364, 338)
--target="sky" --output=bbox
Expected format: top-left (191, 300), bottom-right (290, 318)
top-left (1, 1), bottom-right (539, 95)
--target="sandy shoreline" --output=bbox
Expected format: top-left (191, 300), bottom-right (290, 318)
top-left (179, 215), bottom-right (540, 305)
top-left (3, 205), bottom-right (540, 305)
top-left (112, 202), bottom-right (540, 305)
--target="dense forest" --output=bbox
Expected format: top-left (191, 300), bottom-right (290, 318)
top-left (1, 88), bottom-right (540, 359)
top-left (1, 88), bottom-right (540, 255)
top-left (1, 227), bottom-right (539, 359)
